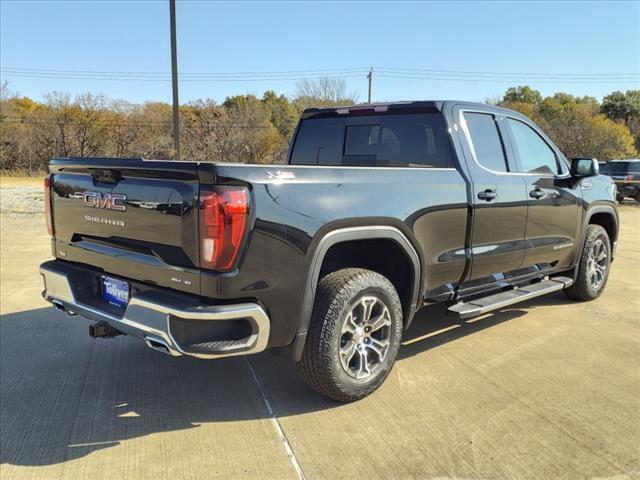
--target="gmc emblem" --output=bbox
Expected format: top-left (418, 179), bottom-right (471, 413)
top-left (82, 192), bottom-right (127, 212)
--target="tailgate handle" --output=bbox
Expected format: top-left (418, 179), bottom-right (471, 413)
top-left (91, 169), bottom-right (122, 185)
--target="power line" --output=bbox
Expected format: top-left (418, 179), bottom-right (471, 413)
top-left (0, 117), bottom-right (275, 129)
top-left (2, 66), bottom-right (638, 83)
top-left (0, 72), bottom-right (367, 82)
top-left (3, 66), bottom-right (638, 77)
top-left (1, 66), bottom-right (369, 76)
top-left (375, 74), bottom-right (639, 84)
top-left (375, 67), bottom-right (640, 78)
top-left (1, 67), bottom-right (369, 80)
top-left (3, 72), bottom-right (635, 85)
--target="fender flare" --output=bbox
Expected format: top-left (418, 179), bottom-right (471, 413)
top-left (574, 204), bottom-right (619, 280)
top-left (283, 226), bottom-right (422, 361)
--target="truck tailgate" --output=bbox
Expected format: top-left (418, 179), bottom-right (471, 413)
top-left (49, 158), bottom-right (202, 294)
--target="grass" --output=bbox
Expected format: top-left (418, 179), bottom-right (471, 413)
top-left (0, 176), bottom-right (43, 187)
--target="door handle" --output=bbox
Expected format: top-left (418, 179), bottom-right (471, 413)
top-left (477, 189), bottom-right (497, 201)
top-left (529, 189), bottom-right (545, 199)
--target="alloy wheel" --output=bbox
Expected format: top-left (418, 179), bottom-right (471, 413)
top-left (587, 238), bottom-right (608, 290)
top-left (339, 296), bottom-right (392, 379)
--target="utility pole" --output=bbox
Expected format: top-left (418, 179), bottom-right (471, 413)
top-left (367, 68), bottom-right (373, 103)
top-left (169, 0), bottom-right (180, 159)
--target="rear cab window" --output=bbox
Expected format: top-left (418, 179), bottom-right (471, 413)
top-left (290, 113), bottom-right (454, 168)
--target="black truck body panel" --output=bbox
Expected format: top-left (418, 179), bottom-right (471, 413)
top-left (44, 101), bottom-right (619, 357)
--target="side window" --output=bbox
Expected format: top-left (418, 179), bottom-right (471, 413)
top-left (507, 118), bottom-right (559, 175)
top-left (463, 112), bottom-right (508, 172)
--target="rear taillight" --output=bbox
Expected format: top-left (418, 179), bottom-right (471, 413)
top-left (44, 174), bottom-right (54, 236)
top-left (198, 186), bottom-right (250, 271)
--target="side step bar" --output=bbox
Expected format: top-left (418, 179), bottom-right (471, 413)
top-left (448, 276), bottom-right (574, 320)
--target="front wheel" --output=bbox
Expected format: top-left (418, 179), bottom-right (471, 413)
top-left (564, 224), bottom-right (611, 301)
top-left (298, 268), bottom-right (403, 402)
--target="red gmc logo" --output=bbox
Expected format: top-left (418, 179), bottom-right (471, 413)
top-left (82, 192), bottom-right (127, 212)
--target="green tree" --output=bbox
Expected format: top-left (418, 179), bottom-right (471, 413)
top-left (601, 90), bottom-right (640, 150)
top-left (601, 90), bottom-right (640, 122)
top-left (223, 94), bottom-right (283, 164)
top-left (502, 85), bottom-right (543, 105)
top-left (501, 88), bottom-right (637, 160)
top-left (261, 90), bottom-right (298, 139)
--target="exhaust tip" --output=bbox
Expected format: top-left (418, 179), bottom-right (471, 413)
top-left (145, 337), bottom-right (171, 355)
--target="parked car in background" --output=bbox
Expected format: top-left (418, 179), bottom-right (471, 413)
top-left (601, 159), bottom-right (640, 202)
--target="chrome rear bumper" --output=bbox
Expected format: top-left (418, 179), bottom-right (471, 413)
top-left (40, 260), bottom-right (270, 359)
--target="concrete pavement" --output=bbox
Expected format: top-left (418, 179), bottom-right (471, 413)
top-left (1, 188), bottom-right (638, 479)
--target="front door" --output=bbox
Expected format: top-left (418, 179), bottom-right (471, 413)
top-left (456, 108), bottom-right (529, 288)
top-left (504, 117), bottom-right (582, 271)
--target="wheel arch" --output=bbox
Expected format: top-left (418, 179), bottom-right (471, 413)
top-left (279, 224), bottom-right (422, 362)
top-left (587, 207), bottom-right (618, 247)
top-left (573, 205), bottom-right (619, 282)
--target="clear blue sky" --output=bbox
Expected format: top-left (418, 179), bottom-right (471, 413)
top-left (1, 0), bottom-right (638, 104)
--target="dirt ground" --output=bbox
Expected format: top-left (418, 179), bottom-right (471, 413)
top-left (1, 177), bottom-right (639, 479)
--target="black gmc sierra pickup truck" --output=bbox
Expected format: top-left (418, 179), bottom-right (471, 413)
top-left (40, 101), bottom-right (619, 402)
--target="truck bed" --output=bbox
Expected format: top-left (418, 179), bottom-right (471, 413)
top-left (48, 156), bottom-right (469, 349)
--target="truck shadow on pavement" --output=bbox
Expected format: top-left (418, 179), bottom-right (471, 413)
top-left (0, 291), bottom-right (577, 467)
top-left (400, 290), bottom-right (574, 360)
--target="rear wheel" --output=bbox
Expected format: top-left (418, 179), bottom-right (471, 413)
top-left (298, 268), bottom-right (403, 402)
top-left (564, 224), bottom-right (611, 301)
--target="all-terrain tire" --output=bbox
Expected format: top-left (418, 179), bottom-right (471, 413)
top-left (297, 268), bottom-right (403, 402)
top-left (564, 224), bottom-right (611, 301)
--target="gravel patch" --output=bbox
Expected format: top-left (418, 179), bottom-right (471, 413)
top-left (0, 186), bottom-right (44, 217)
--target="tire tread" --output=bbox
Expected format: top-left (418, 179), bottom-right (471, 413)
top-left (564, 224), bottom-right (610, 301)
top-left (298, 268), bottom-right (401, 402)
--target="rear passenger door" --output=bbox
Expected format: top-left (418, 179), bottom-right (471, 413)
top-left (504, 117), bottom-right (582, 272)
top-left (456, 108), bottom-right (529, 286)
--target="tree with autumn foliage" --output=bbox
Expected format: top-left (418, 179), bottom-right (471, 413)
top-left (2, 80), bottom-right (638, 175)
top-left (499, 86), bottom-right (637, 160)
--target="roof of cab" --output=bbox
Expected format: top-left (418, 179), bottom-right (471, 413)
top-left (300, 100), bottom-right (514, 119)
top-left (301, 101), bottom-right (444, 119)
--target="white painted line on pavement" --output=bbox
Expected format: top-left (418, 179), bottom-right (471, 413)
top-left (246, 357), bottom-right (306, 480)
